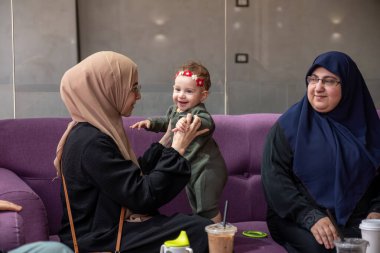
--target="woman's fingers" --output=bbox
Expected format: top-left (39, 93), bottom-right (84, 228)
top-left (367, 212), bottom-right (380, 219)
top-left (196, 128), bottom-right (209, 137)
top-left (322, 224), bottom-right (335, 249)
top-left (311, 217), bottom-right (336, 249)
top-left (186, 113), bottom-right (192, 125)
top-left (189, 115), bottom-right (209, 136)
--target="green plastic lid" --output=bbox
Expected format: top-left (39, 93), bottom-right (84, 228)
top-left (242, 230), bottom-right (268, 238)
top-left (164, 231), bottom-right (190, 247)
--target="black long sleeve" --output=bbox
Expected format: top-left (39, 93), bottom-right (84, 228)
top-left (61, 123), bottom-right (191, 219)
top-left (138, 142), bottom-right (165, 175)
top-left (261, 122), bottom-right (325, 230)
top-left (368, 173), bottom-right (380, 213)
top-left (59, 123), bottom-right (206, 252)
top-left (82, 135), bottom-right (191, 213)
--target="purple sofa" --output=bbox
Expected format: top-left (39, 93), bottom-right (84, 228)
top-left (0, 114), bottom-right (286, 253)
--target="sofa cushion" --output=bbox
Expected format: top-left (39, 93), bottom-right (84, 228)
top-left (233, 221), bottom-right (286, 253)
top-left (0, 118), bottom-right (68, 236)
top-left (0, 168), bottom-right (49, 245)
top-left (0, 211), bottom-right (24, 252)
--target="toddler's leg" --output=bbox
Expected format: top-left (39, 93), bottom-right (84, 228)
top-left (191, 168), bottom-right (226, 221)
top-left (211, 211), bottom-right (222, 223)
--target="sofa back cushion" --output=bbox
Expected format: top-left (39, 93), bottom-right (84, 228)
top-left (1, 111), bottom-right (379, 232)
top-left (0, 118), bottom-right (69, 236)
top-left (0, 211), bottom-right (24, 251)
top-left (123, 114), bottom-right (281, 222)
top-left (0, 167), bottom-right (49, 246)
top-left (214, 114), bottom-right (280, 221)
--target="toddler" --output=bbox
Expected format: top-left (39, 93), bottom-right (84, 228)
top-left (131, 61), bottom-right (227, 223)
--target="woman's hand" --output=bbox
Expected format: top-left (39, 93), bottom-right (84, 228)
top-left (310, 217), bottom-right (338, 250)
top-left (367, 212), bottom-right (380, 219)
top-left (0, 200), bottom-right (22, 212)
top-left (171, 114), bottom-right (209, 155)
top-left (173, 117), bottom-right (188, 132)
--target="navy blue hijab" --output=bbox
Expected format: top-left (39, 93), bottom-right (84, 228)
top-left (279, 51), bottom-right (380, 225)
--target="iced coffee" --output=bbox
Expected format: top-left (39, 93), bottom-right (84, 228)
top-left (205, 223), bottom-right (237, 253)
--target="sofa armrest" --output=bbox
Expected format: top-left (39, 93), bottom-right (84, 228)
top-left (0, 211), bottom-right (25, 252)
top-left (0, 168), bottom-right (49, 250)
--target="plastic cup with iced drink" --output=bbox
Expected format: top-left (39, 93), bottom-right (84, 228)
top-left (334, 238), bottom-right (368, 253)
top-left (205, 223), bottom-right (237, 253)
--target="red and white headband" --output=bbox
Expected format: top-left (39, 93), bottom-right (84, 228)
top-left (176, 70), bottom-right (205, 87)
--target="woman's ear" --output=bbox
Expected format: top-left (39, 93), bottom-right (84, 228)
top-left (201, 90), bottom-right (209, 102)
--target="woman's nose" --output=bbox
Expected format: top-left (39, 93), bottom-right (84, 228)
top-left (315, 81), bottom-right (325, 91)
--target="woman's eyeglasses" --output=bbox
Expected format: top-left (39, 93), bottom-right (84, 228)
top-left (131, 84), bottom-right (141, 94)
top-left (307, 76), bottom-right (341, 87)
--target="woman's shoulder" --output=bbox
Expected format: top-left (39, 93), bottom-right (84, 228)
top-left (267, 121), bottom-right (283, 140)
top-left (70, 122), bottom-right (116, 149)
top-left (72, 122), bottom-right (104, 137)
top-left (266, 121), bottom-right (292, 149)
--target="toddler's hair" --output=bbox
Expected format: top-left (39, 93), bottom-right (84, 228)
top-left (178, 61), bottom-right (211, 91)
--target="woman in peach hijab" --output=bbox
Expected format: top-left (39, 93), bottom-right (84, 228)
top-left (54, 51), bottom-right (211, 253)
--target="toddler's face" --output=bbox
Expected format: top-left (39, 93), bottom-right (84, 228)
top-left (172, 75), bottom-right (208, 112)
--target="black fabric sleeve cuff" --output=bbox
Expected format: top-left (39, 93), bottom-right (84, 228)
top-left (301, 209), bottom-right (326, 230)
top-left (369, 205), bottom-right (380, 213)
top-left (139, 142), bottom-right (165, 174)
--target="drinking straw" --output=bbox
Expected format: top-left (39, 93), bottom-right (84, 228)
top-left (326, 209), bottom-right (345, 242)
top-left (222, 200), bottom-right (228, 228)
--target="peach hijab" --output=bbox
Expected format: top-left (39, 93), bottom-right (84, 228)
top-left (54, 51), bottom-right (139, 176)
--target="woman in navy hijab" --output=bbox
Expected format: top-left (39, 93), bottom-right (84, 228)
top-left (262, 51), bottom-right (380, 253)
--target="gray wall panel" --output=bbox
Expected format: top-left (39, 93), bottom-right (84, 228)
top-left (78, 0), bottom-right (225, 116)
top-left (12, 0), bottom-right (77, 117)
top-left (1, 0), bottom-right (380, 118)
top-left (0, 0), bottom-right (13, 118)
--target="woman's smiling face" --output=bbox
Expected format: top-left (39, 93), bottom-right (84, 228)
top-left (307, 67), bottom-right (342, 113)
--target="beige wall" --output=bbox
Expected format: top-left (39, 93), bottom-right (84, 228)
top-left (1, 0), bottom-right (380, 118)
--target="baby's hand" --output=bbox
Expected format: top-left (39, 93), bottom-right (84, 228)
top-left (130, 120), bottom-right (151, 130)
top-left (173, 117), bottom-right (189, 133)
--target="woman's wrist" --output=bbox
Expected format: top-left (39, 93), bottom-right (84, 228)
top-left (159, 137), bottom-right (171, 147)
top-left (159, 131), bottom-right (172, 147)
top-left (171, 143), bottom-right (185, 156)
